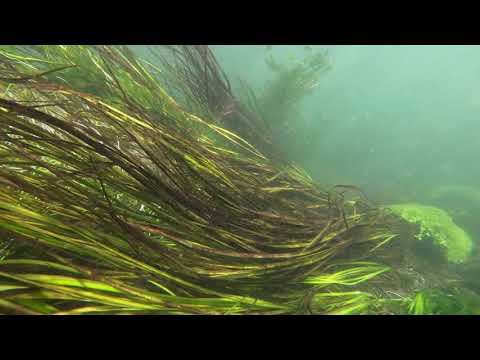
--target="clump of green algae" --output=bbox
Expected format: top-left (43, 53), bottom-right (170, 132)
top-left (389, 203), bottom-right (473, 264)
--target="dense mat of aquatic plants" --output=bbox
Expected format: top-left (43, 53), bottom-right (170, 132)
top-left (389, 203), bottom-right (473, 264)
top-left (0, 45), bottom-right (465, 315)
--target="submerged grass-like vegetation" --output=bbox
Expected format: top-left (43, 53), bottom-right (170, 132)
top-left (0, 45), bottom-right (475, 315)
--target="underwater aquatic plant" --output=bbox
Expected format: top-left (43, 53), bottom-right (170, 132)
top-left (261, 49), bottom-right (331, 112)
top-left (147, 45), bottom-right (277, 160)
top-left (0, 45), bottom-right (414, 315)
top-left (388, 203), bottom-right (473, 264)
top-left (405, 288), bottom-right (480, 315)
top-left (236, 49), bottom-right (332, 163)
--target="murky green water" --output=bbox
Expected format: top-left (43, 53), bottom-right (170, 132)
top-left (209, 45), bottom-right (480, 242)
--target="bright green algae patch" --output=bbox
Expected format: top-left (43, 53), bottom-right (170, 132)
top-left (388, 203), bottom-right (473, 264)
